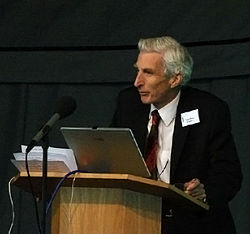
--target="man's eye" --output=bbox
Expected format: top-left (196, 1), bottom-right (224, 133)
top-left (144, 70), bottom-right (153, 75)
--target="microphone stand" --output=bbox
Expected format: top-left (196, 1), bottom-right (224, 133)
top-left (41, 134), bottom-right (49, 234)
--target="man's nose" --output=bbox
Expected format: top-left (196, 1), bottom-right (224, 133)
top-left (134, 72), bottom-right (144, 87)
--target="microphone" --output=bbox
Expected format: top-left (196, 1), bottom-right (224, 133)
top-left (26, 96), bottom-right (77, 153)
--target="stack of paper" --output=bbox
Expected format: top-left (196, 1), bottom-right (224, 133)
top-left (12, 145), bottom-right (78, 173)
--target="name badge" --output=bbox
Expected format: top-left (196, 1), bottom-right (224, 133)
top-left (181, 109), bottom-right (200, 127)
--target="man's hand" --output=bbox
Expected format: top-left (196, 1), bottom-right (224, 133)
top-left (184, 178), bottom-right (206, 202)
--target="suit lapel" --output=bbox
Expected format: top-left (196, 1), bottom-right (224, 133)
top-left (170, 88), bottom-right (191, 181)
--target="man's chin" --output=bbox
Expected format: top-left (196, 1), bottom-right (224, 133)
top-left (140, 97), bottom-right (151, 105)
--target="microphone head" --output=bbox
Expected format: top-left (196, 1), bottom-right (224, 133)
top-left (55, 96), bottom-right (77, 119)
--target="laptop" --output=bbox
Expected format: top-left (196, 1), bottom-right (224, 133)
top-left (60, 127), bottom-right (151, 178)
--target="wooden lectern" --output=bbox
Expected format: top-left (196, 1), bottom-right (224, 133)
top-left (13, 172), bottom-right (209, 234)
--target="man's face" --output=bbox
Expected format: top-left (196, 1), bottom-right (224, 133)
top-left (134, 52), bottom-right (175, 109)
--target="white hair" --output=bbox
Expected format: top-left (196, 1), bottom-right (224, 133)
top-left (138, 36), bottom-right (193, 85)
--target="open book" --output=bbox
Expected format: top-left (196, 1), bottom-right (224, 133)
top-left (12, 145), bottom-right (78, 173)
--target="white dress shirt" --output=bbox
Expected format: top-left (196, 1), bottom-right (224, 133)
top-left (148, 91), bottom-right (180, 183)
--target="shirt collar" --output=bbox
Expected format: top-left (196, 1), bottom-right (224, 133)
top-left (150, 91), bottom-right (181, 127)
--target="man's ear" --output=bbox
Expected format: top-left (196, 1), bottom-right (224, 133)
top-left (170, 74), bottom-right (183, 88)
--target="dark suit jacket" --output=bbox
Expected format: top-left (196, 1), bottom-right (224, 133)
top-left (111, 86), bottom-right (242, 234)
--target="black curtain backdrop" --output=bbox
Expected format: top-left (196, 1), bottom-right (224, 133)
top-left (0, 1), bottom-right (249, 233)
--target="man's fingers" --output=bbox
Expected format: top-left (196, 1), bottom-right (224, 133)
top-left (184, 178), bottom-right (201, 191)
top-left (184, 178), bottom-right (206, 201)
top-left (185, 187), bottom-right (205, 196)
top-left (196, 193), bottom-right (207, 203)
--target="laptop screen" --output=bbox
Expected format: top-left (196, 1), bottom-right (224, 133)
top-left (60, 127), bottom-right (151, 178)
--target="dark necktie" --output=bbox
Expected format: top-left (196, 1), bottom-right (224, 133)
top-left (145, 110), bottom-right (161, 178)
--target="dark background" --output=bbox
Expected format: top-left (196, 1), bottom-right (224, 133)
top-left (0, 1), bottom-right (249, 233)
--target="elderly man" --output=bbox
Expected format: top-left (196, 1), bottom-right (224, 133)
top-left (111, 36), bottom-right (242, 234)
